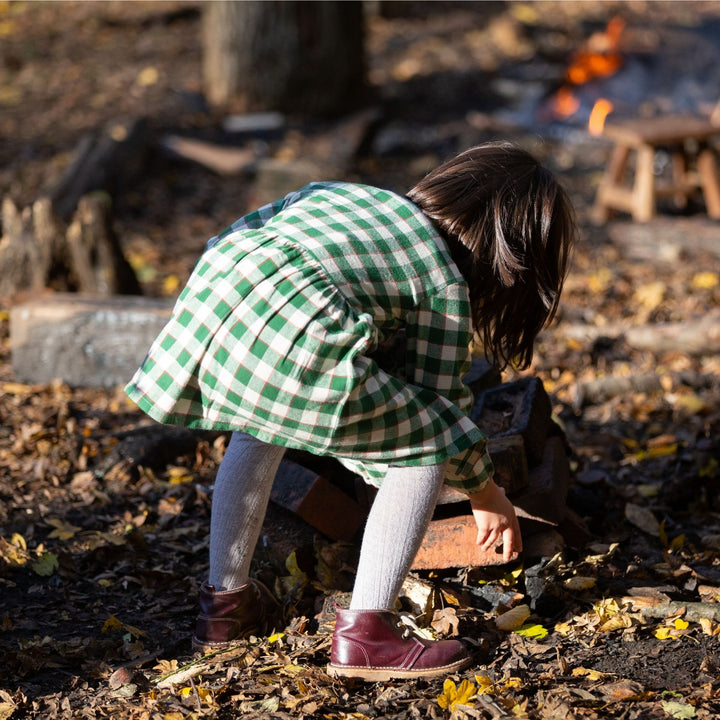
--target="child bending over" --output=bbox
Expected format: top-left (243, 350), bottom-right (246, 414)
top-left (126, 141), bottom-right (575, 681)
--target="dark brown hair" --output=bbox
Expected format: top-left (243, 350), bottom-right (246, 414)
top-left (407, 142), bottom-right (575, 369)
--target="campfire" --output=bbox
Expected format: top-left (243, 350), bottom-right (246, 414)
top-left (549, 17), bottom-right (625, 136)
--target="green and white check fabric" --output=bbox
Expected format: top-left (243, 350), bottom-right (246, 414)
top-left (125, 182), bottom-right (493, 494)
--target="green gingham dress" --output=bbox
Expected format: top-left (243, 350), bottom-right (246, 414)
top-left (125, 182), bottom-right (493, 494)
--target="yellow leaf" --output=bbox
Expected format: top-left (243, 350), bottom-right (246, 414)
top-left (163, 274), bottom-right (180, 295)
top-left (268, 633), bottom-right (285, 643)
top-left (167, 466), bottom-right (193, 484)
top-left (671, 393), bottom-right (708, 414)
top-left (691, 271), bottom-right (719, 290)
top-left (137, 66), bottom-right (159, 87)
top-left (47, 518), bottom-right (82, 541)
top-left (474, 674), bottom-right (495, 695)
top-left (514, 623), bottom-right (548, 639)
top-left (510, 3), bottom-right (540, 23)
top-left (0, 534), bottom-right (28, 566)
top-left (500, 677), bottom-right (522, 690)
top-left (673, 618), bottom-right (689, 630)
top-left (179, 686), bottom-right (212, 701)
top-left (0, 15), bottom-right (13, 33)
top-left (634, 281), bottom-right (665, 311)
top-left (598, 613), bottom-right (633, 632)
top-left (438, 678), bottom-right (476, 709)
top-left (670, 534), bottom-right (685, 551)
top-left (587, 268), bottom-right (613, 293)
top-left (654, 625), bottom-right (678, 640)
top-left (495, 604), bottom-right (530, 631)
top-left (277, 550), bottom-right (308, 594)
top-left (572, 667), bottom-right (607, 681)
top-left (102, 615), bottom-right (124, 634)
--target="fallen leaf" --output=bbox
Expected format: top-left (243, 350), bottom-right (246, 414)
top-left (572, 667), bottom-right (608, 681)
top-left (437, 678), bottom-right (476, 709)
top-left (634, 281), bottom-right (665, 311)
top-left (564, 576), bottom-right (596, 591)
top-left (47, 518), bottom-right (82, 540)
top-left (32, 551), bottom-right (58, 576)
top-left (690, 271), bottom-right (718, 290)
top-left (514, 623), bottom-right (548, 639)
top-left (625, 503), bottom-right (661, 537)
top-left (474, 674), bottom-right (495, 696)
top-left (496, 604), bottom-right (531, 631)
top-left (431, 606), bottom-right (460, 636)
top-left (598, 680), bottom-right (644, 701)
top-left (662, 700), bottom-right (697, 718)
top-left (137, 66), bottom-right (159, 86)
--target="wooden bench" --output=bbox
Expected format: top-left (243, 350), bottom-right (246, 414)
top-left (593, 116), bottom-right (720, 223)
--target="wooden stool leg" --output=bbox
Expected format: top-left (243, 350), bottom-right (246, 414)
top-left (670, 150), bottom-right (688, 209)
top-left (633, 144), bottom-right (656, 222)
top-left (697, 146), bottom-right (720, 219)
top-left (592, 143), bottom-right (631, 224)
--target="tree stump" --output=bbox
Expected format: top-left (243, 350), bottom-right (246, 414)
top-left (0, 192), bottom-right (140, 301)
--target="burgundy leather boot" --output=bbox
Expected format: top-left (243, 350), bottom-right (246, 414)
top-left (326, 608), bottom-right (471, 681)
top-left (192, 580), bottom-right (282, 651)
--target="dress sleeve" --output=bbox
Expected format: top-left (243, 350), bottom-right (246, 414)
top-left (404, 283), bottom-right (494, 494)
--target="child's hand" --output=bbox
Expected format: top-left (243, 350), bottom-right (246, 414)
top-left (469, 480), bottom-right (522, 563)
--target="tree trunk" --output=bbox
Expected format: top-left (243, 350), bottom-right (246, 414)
top-left (202, 0), bottom-right (366, 116)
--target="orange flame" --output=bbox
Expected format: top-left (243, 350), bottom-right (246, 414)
top-left (588, 98), bottom-right (614, 135)
top-left (553, 87), bottom-right (581, 119)
top-left (550, 17), bottom-right (625, 126)
top-left (565, 17), bottom-right (625, 86)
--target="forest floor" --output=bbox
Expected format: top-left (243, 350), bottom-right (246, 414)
top-left (2, 2), bottom-right (720, 719)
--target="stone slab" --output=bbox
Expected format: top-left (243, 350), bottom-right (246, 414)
top-left (10, 293), bottom-right (174, 388)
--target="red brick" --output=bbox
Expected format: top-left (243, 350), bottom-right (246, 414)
top-left (270, 460), bottom-right (367, 542)
top-left (412, 516), bottom-right (520, 570)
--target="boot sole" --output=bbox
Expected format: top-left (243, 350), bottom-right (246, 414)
top-left (326, 655), bottom-right (472, 682)
top-left (191, 636), bottom-right (242, 653)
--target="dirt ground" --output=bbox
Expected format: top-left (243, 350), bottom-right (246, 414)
top-left (2, 2), bottom-right (720, 719)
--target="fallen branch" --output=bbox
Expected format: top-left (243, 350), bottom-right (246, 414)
top-left (556, 311), bottom-right (720, 356)
top-left (622, 595), bottom-right (720, 623)
top-left (572, 370), bottom-right (717, 408)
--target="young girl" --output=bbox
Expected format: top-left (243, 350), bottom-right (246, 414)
top-left (125, 142), bottom-right (575, 682)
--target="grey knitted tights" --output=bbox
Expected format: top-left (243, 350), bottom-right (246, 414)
top-left (208, 431), bottom-right (446, 610)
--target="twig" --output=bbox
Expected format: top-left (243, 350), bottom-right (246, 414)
top-left (154, 645), bottom-right (246, 688)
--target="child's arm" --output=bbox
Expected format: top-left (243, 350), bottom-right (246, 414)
top-left (469, 480), bottom-right (522, 563)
